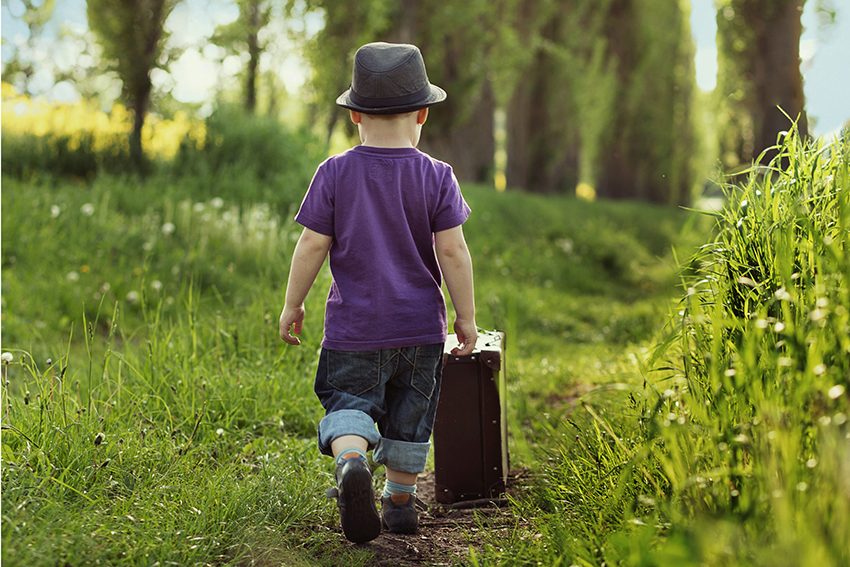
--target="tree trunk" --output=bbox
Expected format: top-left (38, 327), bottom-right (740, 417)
top-left (596, 0), bottom-right (636, 200)
top-left (245, 0), bottom-right (260, 113)
top-left (717, 0), bottom-right (808, 169)
top-left (130, 89), bottom-right (149, 171)
top-left (420, 82), bottom-right (495, 183)
top-left (506, 8), bottom-right (579, 193)
top-left (749, 0), bottom-right (808, 163)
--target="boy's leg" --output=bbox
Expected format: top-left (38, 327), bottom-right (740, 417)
top-left (331, 435), bottom-right (369, 459)
top-left (314, 348), bottom-right (388, 543)
top-left (384, 468), bottom-right (417, 503)
top-left (374, 343), bottom-right (445, 533)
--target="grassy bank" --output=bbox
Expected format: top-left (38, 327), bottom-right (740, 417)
top-left (1, 169), bottom-right (701, 564)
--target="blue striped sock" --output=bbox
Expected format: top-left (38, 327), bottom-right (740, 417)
top-left (335, 447), bottom-right (367, 466)
top-left (383, 479), bottom-right (416, 498)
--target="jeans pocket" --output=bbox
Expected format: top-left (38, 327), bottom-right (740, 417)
top-left (409, 343), bottom-right (444, 400)
top-left (326, 349), bottom-right (381, 396)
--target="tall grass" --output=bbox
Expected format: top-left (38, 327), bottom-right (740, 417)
top-left (478, 128), bottom-right (849, 565)
top-left (641, 127), bottom-right (850, 565)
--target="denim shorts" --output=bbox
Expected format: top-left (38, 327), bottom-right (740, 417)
top-left (313, 343), bottom-right (444, 474)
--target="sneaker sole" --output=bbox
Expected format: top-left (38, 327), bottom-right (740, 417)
top-left (339, 466), bottom-right (381, 543)
top-left (381, 517), bottom-right (418, 535)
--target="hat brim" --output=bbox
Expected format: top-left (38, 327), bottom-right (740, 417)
top-left (335, 84), bottom-right (447, 115)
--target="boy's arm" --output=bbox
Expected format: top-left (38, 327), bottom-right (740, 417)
top-left (435, 225), bottom-right (477, 356)
top-left (279, 227), bottom-right (333, 345)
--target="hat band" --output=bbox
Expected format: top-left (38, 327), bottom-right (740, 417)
top-left (348, 83), bottom-right (432, 109)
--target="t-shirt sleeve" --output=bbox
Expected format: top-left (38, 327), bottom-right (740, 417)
top-left (294, 160), bottom-right (335, 236)
top-left (431, 166), bottom-right (471, 232)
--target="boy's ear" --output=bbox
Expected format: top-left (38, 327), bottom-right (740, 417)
top-left (416, 107), bottom-right (429, 125)
top-left (349, 110), bottom-right (362, 124)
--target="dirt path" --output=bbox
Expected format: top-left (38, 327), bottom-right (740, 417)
top-left (335, 471), bottom-right (527, 566)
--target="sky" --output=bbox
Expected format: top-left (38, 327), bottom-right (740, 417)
top-left (2, 0), bottom-right (848, 135)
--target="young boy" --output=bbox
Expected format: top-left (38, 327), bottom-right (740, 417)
top-left (278, 42), bottom-right (477, 544)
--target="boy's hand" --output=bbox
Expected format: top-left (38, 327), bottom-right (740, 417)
top-left (451, 318), bottom-right (477, 356)
top-left (279, 304), bottom-right (305, 345)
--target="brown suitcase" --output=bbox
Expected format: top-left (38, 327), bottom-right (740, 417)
top-left (433, 330), bottom-right (508, 505)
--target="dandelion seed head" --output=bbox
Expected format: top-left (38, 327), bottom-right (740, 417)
top-left (806, 458), bottom-right (818, 469)
top-left (796, 482), bottom-right (808, 492)
top-left (126, 291), bottom-right (140, 304)
top-left (828, 384), bottom-right (846, 400)
top-left (50, 205), bottom-right (61, 218)
top-left (216, 428), bottom-right (224, 436)
top-left (151, 280), bottom-right (163, 292)
top-left (161, 222), bottom-right (176, 236)
top-left (66, 271), bottom-right (80, 282)
top-left (809, 309), bottom-right (826, 322)
top-left (813, 364), bottom-right (827, 376)
top-left (755, 319), bottom-right (768, 329)
top-left (774, 288), bottom-right (791, 301)
top-left (774, 322), bottom-right (786, 333)
top-left (210, 197), bottom-right (224, 209)
top-left (1, 352), bottom-right (13, 363)
top-left (81, 203), bottom-right (95, 216)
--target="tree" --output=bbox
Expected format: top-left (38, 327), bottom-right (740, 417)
top-left (596, 0), bottom-right (696, 204)
top-left (87, 0), bottom-right (178, 169)
top-left (506, 0), bottom-right (618, 194)
top-left (211, 0), bottom-right (272, 113)
top-left (385, 0), bottom-right (498, 183)
top-left (716, 0), bottom-right (808, 169)
top-left (505, 3), bottom-right (577, 193)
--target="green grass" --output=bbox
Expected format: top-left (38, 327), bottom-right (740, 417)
top-left (1, 162), bottom-right (703, 565)
top-left (8, 127), bottom-right (846, 566)
top-left (472, 129), bottom-right (850, 566)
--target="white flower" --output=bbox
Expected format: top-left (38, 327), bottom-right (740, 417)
top-left (126, 291), bottom-right (140, 304)
top-left (774, 288), bottom-right (791, 301)
top-left (66, 271), bottom-right (80, 282)
top-left (1, 352), bottom-right (13, 363)
top-left (151, 280), bottom-right (163, 292)
top-left (210, 197), bottom-right (224, 209)
top-left (216, 428), bottom-right (225, 436)
top-left (50, 205), bottom-right (61, 218)
top-left (161, 222), bottom-right (176, 236)
top-left (81, 203), bottom-right (95, 216)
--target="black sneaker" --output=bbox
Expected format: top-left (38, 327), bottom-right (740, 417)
top-left (332, 457), bottom-right (381, 543)
top-left (380, 494), bottom-right (419, 534)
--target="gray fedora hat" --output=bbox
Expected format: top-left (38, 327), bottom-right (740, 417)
top-left (336, 42), bottom-right (447, 115)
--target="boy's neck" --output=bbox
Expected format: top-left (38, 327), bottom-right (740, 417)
top-left (357, 113), bottom-right (423, 148)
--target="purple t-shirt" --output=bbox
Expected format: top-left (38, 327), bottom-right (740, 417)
top-left (295, 145), bottom-right (471, 351)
